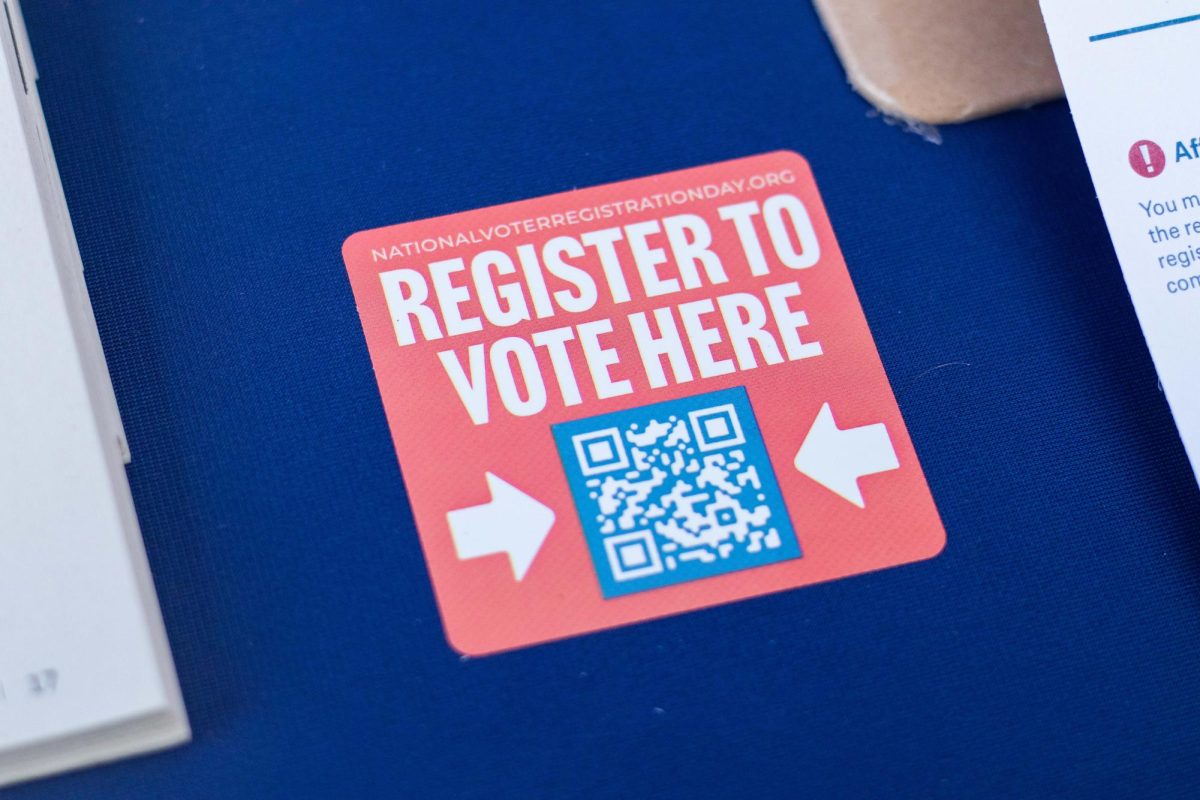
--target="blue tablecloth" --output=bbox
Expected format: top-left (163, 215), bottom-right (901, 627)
top-left (14, 1), bottom-right (1200, 797)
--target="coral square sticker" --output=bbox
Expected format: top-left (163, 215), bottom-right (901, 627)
top-left (342, 151), bottom-right (944, 655)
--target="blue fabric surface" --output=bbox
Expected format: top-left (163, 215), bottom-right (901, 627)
top-left (13, 1), bottom-right (1200, 797)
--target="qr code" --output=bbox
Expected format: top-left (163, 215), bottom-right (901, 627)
top-left (552, 387), bottom-right (801, 598)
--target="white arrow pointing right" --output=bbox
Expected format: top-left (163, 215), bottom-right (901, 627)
top-left (793, 403), bottom-right (900, 508)
top-left (446, 473), bottom-right (555, 581)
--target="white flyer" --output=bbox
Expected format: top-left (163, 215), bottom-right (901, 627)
top-left (1041, 1), bottom-right (1200, 486)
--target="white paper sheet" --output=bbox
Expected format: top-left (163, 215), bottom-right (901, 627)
top-left (0, 0), bottom-right (187, 785)
top-left (1042, 0), bottom-right (1200, 486)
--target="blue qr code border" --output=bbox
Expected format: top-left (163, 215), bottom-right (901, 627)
top-left (552, 386), bottom-right (801, 598)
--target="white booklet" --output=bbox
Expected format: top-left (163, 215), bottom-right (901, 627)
top-left (1041, 1), bottom-right (1200, 486)
top-left (0, 0), bottom-right (188, 786)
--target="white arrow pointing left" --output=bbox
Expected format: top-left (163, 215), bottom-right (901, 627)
top-left (794, 403), bottom-right (900, 508)
top-left (446, 473), bottom-right (555, 581)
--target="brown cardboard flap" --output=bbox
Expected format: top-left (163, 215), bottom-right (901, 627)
top-left (813, 0), bottom-right (1064, 125)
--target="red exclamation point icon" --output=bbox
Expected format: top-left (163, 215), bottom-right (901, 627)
top-left (1129, 140), bottom-right (1166, 178)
